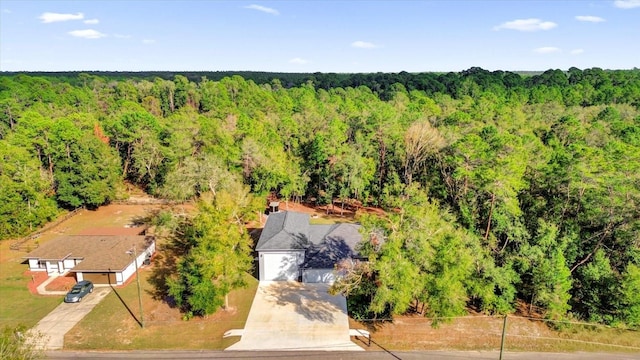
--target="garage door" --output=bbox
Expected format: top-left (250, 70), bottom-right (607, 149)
top-left (302, 269), bottom-right (336, 284)
top-left (261, 252), bottom-right (300, 281)
top-left (82, 272), bottom-right (116, 285)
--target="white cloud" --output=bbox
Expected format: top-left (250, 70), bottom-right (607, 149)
top-left (614, 0), bottom-right (640, 9)
top-left (39, 12), bottom-right (84, 23)
top-left (289, 57), bottom-right (309, 64)
top-left (351, 40), bottom-right (378, 49)
top-left (244, 4), bottom-right (279, 15)
top-left (68, 29), bottom-right (106, 39)
top-left (534, 47), bottom-right (561, 54)
top-left (575, 15), bottom-right (605, 22)
top-left (493, 18), bottom-right (557, 31)
top-left (570, 49), bottom-right (585, 55)
top-left (142, 39), bottom-right (156, 44)
top-left (83, 18), bottom-right (99, 24)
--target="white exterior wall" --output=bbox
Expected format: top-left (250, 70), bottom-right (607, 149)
top-left (63, 259), bottom-right (75, 270)
top-left (28, 259), bottom-right (45, 271)
top-left (76, 272), bottom-right (84, 281)
top-left (146, 241), bottom-right (156, 256)
top-left (259, 251), bottom-right (305, 281)
top-left (122, 261), bottom-right (136, 284)
top-left (45, 261), bottom-right (58, 274)
top-left (120, 249), bottom-right (148, 285)
top-left (115, 271), bottom-right (124, 285)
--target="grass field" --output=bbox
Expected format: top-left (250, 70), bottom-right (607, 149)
top-left (350, 314), bottom-right (640, 353)
top-left (0, 240), bottom-right (61, 328)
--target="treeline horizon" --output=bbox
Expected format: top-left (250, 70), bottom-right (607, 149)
top-left (2, 66), bottom-right (639, 103)
top-left (0, 67), bottom-right (638, 327)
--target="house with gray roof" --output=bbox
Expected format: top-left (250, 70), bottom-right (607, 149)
top-left (255, 211), bottom-right (362, 283)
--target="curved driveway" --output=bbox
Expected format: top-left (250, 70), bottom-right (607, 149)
top-left (29, 287), bottom-right (111, 350)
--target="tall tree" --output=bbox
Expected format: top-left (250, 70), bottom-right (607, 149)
top-left (402, 119), bottom-right (445, 185)
top-left (167, 185), bottom-right (260, 316)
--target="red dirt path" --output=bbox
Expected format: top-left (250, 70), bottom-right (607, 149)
top-left (25, 270), bottom-right (77, 294)
top-left (272, 200), bottom-right (386, 220)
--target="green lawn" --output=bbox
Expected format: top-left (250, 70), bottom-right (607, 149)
top-left (0, 247), bottom-right (62, 329)
top-left (65, 271), bottom-right (258, 350)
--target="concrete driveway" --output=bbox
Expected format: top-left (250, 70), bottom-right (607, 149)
top-left (226, 281), bottom-right (363, 351)
top-left (29, 287), bottom-right (111, 350)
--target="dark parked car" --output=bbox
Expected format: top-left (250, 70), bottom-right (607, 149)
top-left (64, 280), bottom-right (94, 303)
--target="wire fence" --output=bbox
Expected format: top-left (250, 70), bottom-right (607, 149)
top-left (351, 315), bottom-right (640, 354)
top-left (9, 207), bottom-right (84, 251)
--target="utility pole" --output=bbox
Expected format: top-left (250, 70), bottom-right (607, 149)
top-left (499, 314), bottom-right (507, 360)
top-left (129, 244), bottom-right (145, 328)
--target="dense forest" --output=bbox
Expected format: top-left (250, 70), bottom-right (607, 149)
top-left (0, 68), bottom-right (638, 327)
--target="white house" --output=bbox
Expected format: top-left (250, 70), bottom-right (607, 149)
top-left (255, 211), bottom-right (362, 283)
top-left (23, 235), bottom-right (155, 286)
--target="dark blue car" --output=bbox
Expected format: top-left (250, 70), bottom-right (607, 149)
top-left (64, 280), bottom-right (94, 303)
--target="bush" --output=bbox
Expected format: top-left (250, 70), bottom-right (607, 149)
top-left (0, 325), bottom-right (44, 360)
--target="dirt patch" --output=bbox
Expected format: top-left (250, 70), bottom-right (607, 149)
top-left (27, 270), bottom-right (76, 294)
top-left (350, 314), bottom-right (558, 351)
top-left (27, 270), bottom-right (74, 294)
top-left (77, 226), bottom-right (147, 236)
top-left (25, 271), bottom-right (48, 295)
top-left (270, 200), bottom-right (387, 221)
top-left (46, 273), bottom-right (77, 292)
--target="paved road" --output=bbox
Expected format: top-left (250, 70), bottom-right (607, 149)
top-left (45, 350), bottom-right (640, 359)
top-left (30, 287), bottom-right (111, 350)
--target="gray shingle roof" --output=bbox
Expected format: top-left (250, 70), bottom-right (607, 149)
top-left (303, 223), bottom-right (362, 269)
top-left (255, 211), bottom-right (311, 250)
top-left (256, 211), bottom-right (362, 269)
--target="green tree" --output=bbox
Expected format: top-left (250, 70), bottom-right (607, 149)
top-left (620, 263), bottom-right (640, 328)
top-left (167, 186), bottom-right (260, 316)
top-left (333, 186), bottom-right (504, 320)
top-left (51, 117), bottom-right (121, 209)
top-left (0, 141), bottom-right (58, 239)
top-left (519, 221), bottom-right (572, 320)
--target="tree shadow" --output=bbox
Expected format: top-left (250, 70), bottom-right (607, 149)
top-left (303, 234), bottom-right (355, 269)
top-left (355, 317), bottom-right (393, 332)
top-left (261, 282), bottom-right (345, 323)
top-left (144, 210), bottom-right (196, 306)
top-left (258, 232), bottom-right (309, 281)
top-left (146, 231), bottom-right (189, 306)
top-left (249, 228), bottom-right (263, 281)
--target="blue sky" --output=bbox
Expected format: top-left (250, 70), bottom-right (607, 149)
top-left (1, 1), bottom-right (639, 72)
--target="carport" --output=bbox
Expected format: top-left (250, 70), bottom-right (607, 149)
top-left (225, 282), bottom-right (363, 351)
